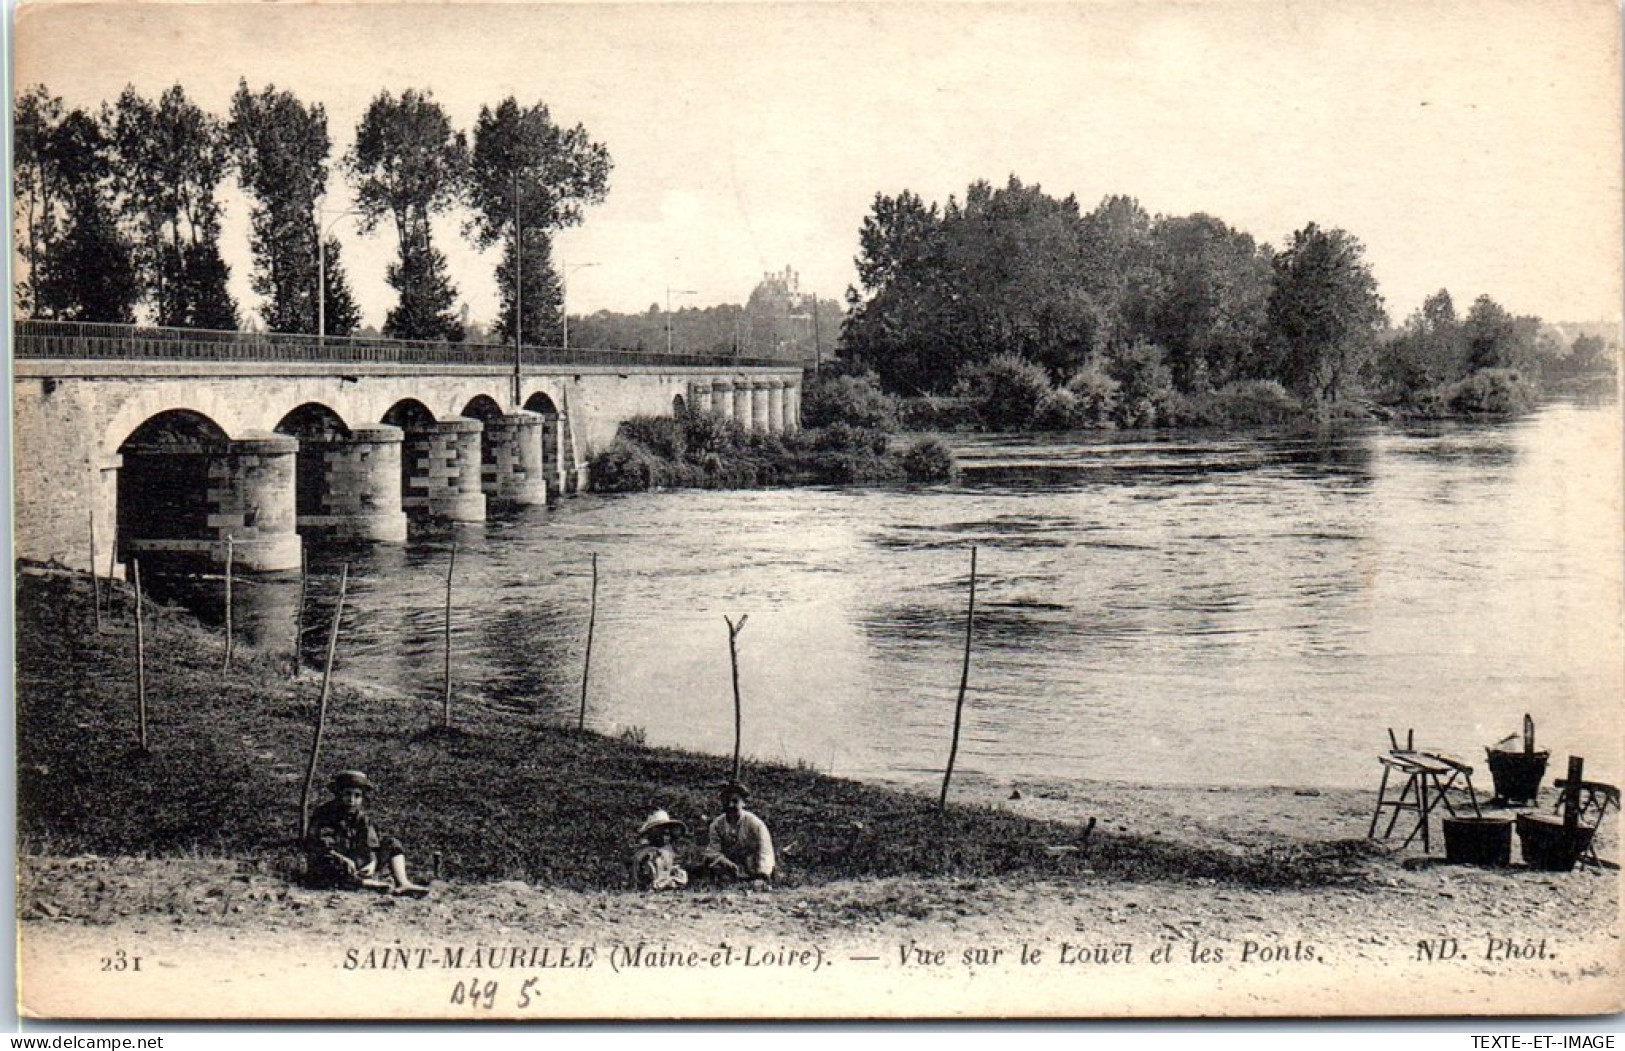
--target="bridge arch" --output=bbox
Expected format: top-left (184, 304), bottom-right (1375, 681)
top-left (462, 395), bottom-right (505, 421)
top-left (523, 391), bottom-right (559, 416)
top-left (382, 399), bottom-right (437, 429)
top-left (274, 404), bottom-right (353, 525)
top-left (116, 409), bottom-right (230, 570)
top-left (115, 409), bottom-right (300, 573)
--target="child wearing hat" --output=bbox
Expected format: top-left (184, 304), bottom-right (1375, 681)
top-left (701, 781), bottom-right (775, 881)
top-left (631, 809), bottom-right (690, 891)
top-left (305, 770), bottom-right (431, 897)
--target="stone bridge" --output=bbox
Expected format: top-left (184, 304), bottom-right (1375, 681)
top-left (12, 321), bottom-right (806, 576)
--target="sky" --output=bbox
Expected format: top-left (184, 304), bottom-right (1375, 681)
top-left (12, 0), bottom-right (1623, 333)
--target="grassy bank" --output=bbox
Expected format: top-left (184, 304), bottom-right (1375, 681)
top-left (16, 564), bottom-right (1372, 892)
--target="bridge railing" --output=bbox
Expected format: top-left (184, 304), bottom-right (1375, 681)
top-left (12, 319), bottom-right (802, 370)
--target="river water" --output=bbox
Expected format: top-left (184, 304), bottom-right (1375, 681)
top-left (213, 398), bottom-right (1623, 793)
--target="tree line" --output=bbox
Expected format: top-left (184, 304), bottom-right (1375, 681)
top-left (13, 82), bottom-right (611, 343)
top-left (839, 175), bottom-right (1606, 423)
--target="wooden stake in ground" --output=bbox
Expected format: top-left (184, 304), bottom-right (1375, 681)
top-left (291, 540), bottom-right (307, 679)
top-left (107, 534), bottom-right (118, 614)
top-left (222, 535), bottom-right (235, 670)
top-left (724, 614), bottom-right (749, 781)
top-left (939, 545), bottom-right (978, 814)
top-left (578, 552), bottom-right (598, 731)
top-left (298, 563), bottom-right (349, 841)
top-left (132, 558), bottom-right (148, 752)
top-left (443, 543), bottom-right (457, 729)
top-left (90, 512), bottom-right (103, 634)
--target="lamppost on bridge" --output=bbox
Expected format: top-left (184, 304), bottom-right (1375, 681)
top-left (317, 208), bottom-right (364, 347)
top-left (666, 286), bottom-right (698, 356)
top-left (561, 261), bottom-right (599, 350)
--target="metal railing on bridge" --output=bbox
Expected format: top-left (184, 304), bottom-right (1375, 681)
top-left (12, 319), bottom-right (800, 370)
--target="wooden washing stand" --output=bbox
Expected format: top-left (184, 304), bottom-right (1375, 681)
top-left (1368, 729), bottom-right (1483, 852)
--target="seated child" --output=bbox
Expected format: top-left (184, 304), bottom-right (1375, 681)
top-left (631, 809), bottom-right (690, 891)
top-left (305, 770), bottom-right (431, 897)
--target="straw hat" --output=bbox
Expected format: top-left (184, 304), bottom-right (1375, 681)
top-left (330, 770), bottom-right (373, 794)
top-left (638, 809), bottom-right (688, 838)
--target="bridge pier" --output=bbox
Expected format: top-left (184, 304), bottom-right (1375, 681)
top-left (403, 418), bottom-right (487, 522)
top-left (296, 425), bottom-right (409, 543)
top-left (750, 381), bottom-right (771, 433)
top-left (481, 412), bottom-right (548, 508)
top-left (688, 381), bottom-right (712, 416)
top-left (712, 380), bottom-right (735, 422)
top-left (733, 381), bottom-right (753, 431)
top-left (120, 432), bottom-right (302, 573)
top-left (766, 379), bottom-right (785, 433)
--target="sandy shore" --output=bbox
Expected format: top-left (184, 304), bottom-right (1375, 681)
top-left (18, 774), bottom-right (1622, 1021)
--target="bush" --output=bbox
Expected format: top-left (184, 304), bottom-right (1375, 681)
top-left (617, 415), bottom-right (687, 461)
top-left (896, 395), bottom-right (980, 432)
top-left (811, 421), bottom-right (891, 456)
top-left (961, 354), bottom-right (1053, 431)
top-left (899, 437), bottom-right (959, 482)
top-left (1031, 388), bottom-right (1079, 431)
top-left (1179, 380), bottom-right (1306, 428)
top-left (801, 371), bottom-right (899, 431)
top-left (588, 440), bottom-right (661, 493)
top-left (1063, 368), bottom-right (1120, 428)
top-left (680, 410), bottom-right (749, 461)
top-left (1441, 368), bottom-right (1539, 415)
top-left (1106, 341), bottom-right (1175, 429)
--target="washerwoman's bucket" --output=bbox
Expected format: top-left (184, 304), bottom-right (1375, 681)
top-left (1516, 814), bottom-right (1595, 872)
top-left (1443, 817), bottom-right (1513, 866)
top-left (1486, 749), bottom-right (1549, 806)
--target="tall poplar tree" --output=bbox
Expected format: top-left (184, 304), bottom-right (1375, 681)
top-left (465, 96), bottom-right (611, 345)
top-left (347, 88), bottom-right (466, 342)
top-left (228, 80), bottom-right (359, 336)
top-left (107, 84), bottom-right (238, 329)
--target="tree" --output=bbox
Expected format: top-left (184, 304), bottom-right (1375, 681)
top-left (843, 178), bottom-right (1100, 392)
top-left (229, 81), bottom-right (358, 335)
top-left (1462, 294), bottom-right (1518, 372)
top-left (14, 85), bottom-right (65, 316)
top-left (107, 85), bottom-right (238, 328)
top-left (1139, 213), bottom-right (1272, 391)
top-left (1262, 223), bottom-right (1385, 403)
top-left (318, 235), bottom-right (362, 337)
top-left (1372, 288), bottom-right (1464, 403)
top-left (31, 108), bottom-right (140, 322)
top-left (347, 89), bottom-right (466, 341)
top-left (1078, 194), bottom-right (1158, 354)
top-left (842, 189), bottom-right (951, 392)
top-left (466, 97), bottom-right (612, 344)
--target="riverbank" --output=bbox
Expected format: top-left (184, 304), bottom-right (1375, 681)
top-left (15, 561), bottom-right (1621, 1018)
top-left (15, 564), bottom-right (1367, 889)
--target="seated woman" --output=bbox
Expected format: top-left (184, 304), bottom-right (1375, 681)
top-left (304, 770), bottom-right (431, 897)
top-left (631, 809), bottom-right (690, 891)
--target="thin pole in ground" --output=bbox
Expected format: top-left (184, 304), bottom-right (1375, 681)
top-left (443, 543), bottom-right (456, 729)
top-left (292, 540), bottom-right (307, 679)
top-left (578, 552), bottom-right (598, 731)
top-left (222, 536), bottom-right (235, 670)
top-left (90, 512), bottom-right (103, 634)
top-left (724, 614), bottom-right (749, 781)
top-left (299, 563), bottom-right (349, 842)
top-left (939, 545), bottom-right (977, 814)
top-left (132, 558), bottom-right (148, 753)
